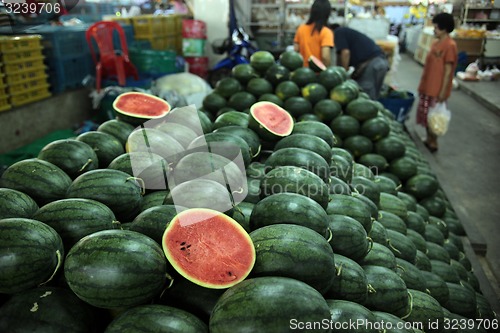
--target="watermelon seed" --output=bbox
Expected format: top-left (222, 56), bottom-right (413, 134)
top-left (38, 249), bottom-right (62, 287)
top-left (400, 291), bottom-right (414, 320)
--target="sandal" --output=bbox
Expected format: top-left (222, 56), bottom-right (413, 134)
top-left (424, 141), bottom-right (438, 153)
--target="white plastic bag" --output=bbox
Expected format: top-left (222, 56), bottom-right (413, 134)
top-left (427, 102), bottom-right (451, 136)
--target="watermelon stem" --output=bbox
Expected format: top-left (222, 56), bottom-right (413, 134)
top-left (252, 144), bottom-right (262, 158)
top-left (325, 228), bottom-right (333, 242)
top-left (159, 273), bottom-right (176, 299)
top-left (127, 177), bottom-right (146, 195)
top-left (112, 220), bottom-right (122, 228)
top-left (395, 264), bottom-right (406, 274)
top-left (425, 288), bottom-right (432, 295)
top-left (367, 284), bottom-right (376, 294)
top-left (335, 263), bottom-right (343, 276)
top-left (365, 237), bottom-right (374, 256)
top-left (387, 240), bottom-right (402, 255)
top-left (395, 183), bottom-right (403, 191)
top-left (39, 249), bottom-right (62, 287)
top-left (78, 159), bottom-right (94, 172)
top-left (400, 291), bottom-right (414, 320)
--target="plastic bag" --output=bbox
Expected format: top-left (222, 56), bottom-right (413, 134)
top-left (427, 102), bottom-right (451, 136)
top-left (152, 73), bottom-right (212, 109)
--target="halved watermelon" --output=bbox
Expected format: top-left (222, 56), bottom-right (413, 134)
top-left (308, 55), bottom-right (326, 72)
top-left (113, 92), bottom-right (171, 125)
top-left (248, 101), bottom-right (294, 142)
top-left (162, 208), bottom-right (255, 289)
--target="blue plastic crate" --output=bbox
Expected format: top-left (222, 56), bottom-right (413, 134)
top-left (47, 54), bottom-right (94, 93)
top-left (378, 91), bottom-right (415, 123)
top-left (26, 26), bottom-right (90, 60)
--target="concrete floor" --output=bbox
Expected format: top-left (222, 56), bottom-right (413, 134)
top-left (395, 53), bottom-right (500, 312)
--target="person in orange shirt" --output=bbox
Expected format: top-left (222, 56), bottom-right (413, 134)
top-left (293, 0), bottom-right (333, 67)
top-left (416, 12), bottom-right (457, 152)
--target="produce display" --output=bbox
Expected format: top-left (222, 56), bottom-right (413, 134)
top-left (0, 49), bottom-right (498, 332)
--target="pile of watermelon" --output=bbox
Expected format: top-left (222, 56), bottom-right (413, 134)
top-left (0, 49), bottom-right (497, 332)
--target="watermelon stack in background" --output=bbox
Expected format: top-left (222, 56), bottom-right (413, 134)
top-left (0, 49), bottom-right (498, 332)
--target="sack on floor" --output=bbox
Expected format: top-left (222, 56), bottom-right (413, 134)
top-left (428, 102), bottom-right (451, 136)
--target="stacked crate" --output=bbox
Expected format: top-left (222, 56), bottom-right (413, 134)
top-left (0, 35), bottom-right (51, 108)
top-left (182, 19), bottom-right (208, 79)
top-left (24, 26), bottom-right (94, 94)
top-left (132, 15), bottom-right (177, 51)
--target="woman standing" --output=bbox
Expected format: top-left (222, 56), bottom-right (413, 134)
top-left (416, 12), bottom-right (457, 152)
top-left (293, 0), bottom-right (333, 67)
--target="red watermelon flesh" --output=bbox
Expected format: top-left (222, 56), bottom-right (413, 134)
top-left (249, 101), bottom-right (294, 140)
top-left (113, 92), bottom-right (171, 118)
top-left (162, 208), bottom-right (256, 289)
top-left (308, 55), bottom-right (326, 72)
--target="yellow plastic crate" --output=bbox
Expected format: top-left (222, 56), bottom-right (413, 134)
top-left (109, 17), bottom-right (132, 25)
top-left (150, 35), bottom-right (177, 51)
top-left (9, 84), bottom-right (51, 107)
top-left (5, 66), bottom-right (47, 85)
top-left (173, 15), bottom-right (183, 34)
top-left (2, 47), bottom-right (44, 64)
top-left (0, 35), bottom-right (43, 53)
top-left (8, 76), bottom-right (49, 94)
top-left (0, 96), bottom-right (11, 112)
top-left (160, 16), bottom-right (176, 34)
top-left (131, 15), bottom-right (164, 39)
top-left (0, 87), bottom-right (7, 98)
top-left (3, 57), bottom-right (45, 75)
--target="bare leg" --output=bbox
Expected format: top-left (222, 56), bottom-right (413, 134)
top-left (425, 127), bottom-right (438, 151)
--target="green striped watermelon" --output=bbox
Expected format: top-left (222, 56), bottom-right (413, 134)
top-left (359, 242), bottom-right (397, 271)
top-left (362, 265), bottom-right (409, 317)
top-left (327, 214), bottom-right (370, 261)
top-left (403, 289), bottom-right (444, 332)
top-left (32, 198), bottom-right (118, 249)
top-left (250, 192), bottom-right (329, 236)
top-left (0, 158), bottom-right (72, 205)
top-left (97, 119), bottom-right (135, 146)
top-left (107, 151), bottom-right (169, 190)
top-left (327, 194), bottom-right (372, 233)
top-left (76, 131), bottom-right (125, 168)
top-left (128, 205), bottom-right (180, 244)
top-left (38, 139), bottom-right (99, 179)
top-left (249, 224), bottom-right (336, 294)
top-left (327, 299), bottom-right (378, 333)
top-left (260, 165), bottom-right (329, 209)
top-left (139, 190), bottom-right (170, 212)
top-left (66, 169), bottom-right (143, 222)
top-left (326, 253), bottom-right (368, 303)
top-left (0, 188), bottom-right (38, 219)
top-left (0, 218), bottom-right (64, 294)
top-left (0, 286), bottom-right (102, 332)
top-left (105, 304), bottom-right (208, 333)
top-left (64, 229), bottom-right (167, 309)
top-left (209, 277), bottom-right (331, 333)
top-left (160, 276), bottom-right (225, 323)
